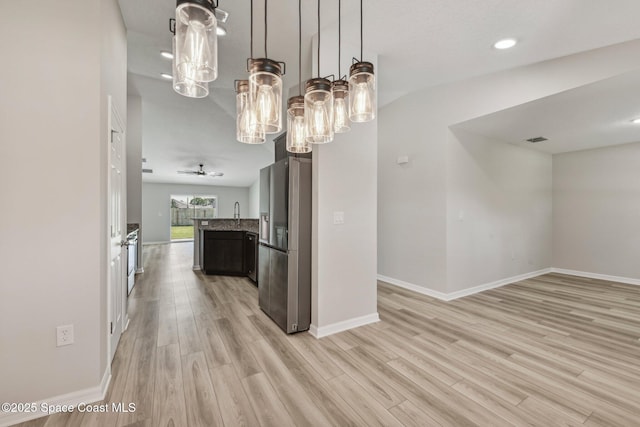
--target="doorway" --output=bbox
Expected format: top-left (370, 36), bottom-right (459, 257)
top-left (170, 195), bottom-right (217, 241)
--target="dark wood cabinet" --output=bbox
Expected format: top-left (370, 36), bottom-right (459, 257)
top-left (245, 232), bottom-right (258, 283)
top-left (203, 231), bottom-right (245, 275)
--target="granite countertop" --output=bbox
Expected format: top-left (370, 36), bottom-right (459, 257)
top-left (195, 218), bottom-right (259, 234)
top-left (127, 223), bottom-right (140, 235)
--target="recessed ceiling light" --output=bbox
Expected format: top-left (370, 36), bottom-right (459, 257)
top-left (160, 51), bottom-right (173, 59)
top-left (160, 73), bottom-right (172, 80)
top-left (216, 26), bottom-right (227, 36)
top-left (632, 118), bottom-right (640, 124)
top-left (494, 38), bottom-right (517, 50)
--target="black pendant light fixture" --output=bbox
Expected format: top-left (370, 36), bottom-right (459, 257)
top-left (248, 0), bottom-right (285, 134)
top-left (236, 0), bottom-right (265, 144)
top-left (286, 0), bottom-right (311, 153)
top-left (305, 0), bottom-right (334, 144)
top-left (349, 0), bottom-right (376, 122)
top-left (172, 0), bottom-right (219, 98)
top-left (332, 0), bottom-right (350, 133)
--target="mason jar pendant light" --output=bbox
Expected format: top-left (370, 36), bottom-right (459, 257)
top-left (174, 0), bottom-right (219, 85)
top-left (248, 0), bottom-right (284, 134)
top-left (236, 80), bottom-right (265, 143)
top-left (236, 0), bottom-right (265, 144)
top-left (173, 36), bottom-right (209, 98)
top-left (305, 0), bottom-right (334, 144)
top-left (349, 0), bottom-right (376, 122)
top-left (332, 0), bottom-right (350, 134)
top-left (286, 0), bottom-right (311, 153)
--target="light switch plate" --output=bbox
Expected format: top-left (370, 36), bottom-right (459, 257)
top-left (333, 211), bottom-right (344, 225)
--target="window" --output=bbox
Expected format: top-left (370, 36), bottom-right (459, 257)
top-left (170, 195), bottom-right (217, 241)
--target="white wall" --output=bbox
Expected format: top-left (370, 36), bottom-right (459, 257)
top-left (310, 31), bottom-right (379, 336)
top-left (446, 129), bottom-right (552, 292)
top-left (0, 0), bottom-right (126, 415)
top-left (378, 39), bottom-right (640, 295)
top-left (127, 96), bottom-right (143, 224)
top-left (248, 179), bottom-right (260, 218)
top-left (553, 142), bottom-right (640, 280)
top-left (142, 182), bottom-right (250, 243)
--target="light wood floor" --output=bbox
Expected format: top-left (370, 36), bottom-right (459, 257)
top-left (16, 242), bottom-right (640, 426)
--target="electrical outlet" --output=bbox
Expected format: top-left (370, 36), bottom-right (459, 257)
top-left (56, 325), bottom-right (74, 347)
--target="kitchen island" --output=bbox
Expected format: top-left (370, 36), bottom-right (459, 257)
top-left (192, 218), bottom-right (259, 280)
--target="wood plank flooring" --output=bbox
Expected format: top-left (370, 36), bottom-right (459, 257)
top-left (15, 242), bottom-right (640, 426)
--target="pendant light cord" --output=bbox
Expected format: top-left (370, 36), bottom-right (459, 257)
top-left (338, 0), bottom-right (341, 77)
top-left (250, 0), bottom-right (254, 58)
top-left (299, 0), bottom-right (302, 95)
top-left (264, 0), bottom-right (268, 57)
top-left (360, 0), bottom-right (363, 61)
top-left (317, 0), bottom-right (321, 77)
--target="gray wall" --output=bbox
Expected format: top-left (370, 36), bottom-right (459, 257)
top-left (127, 95), bottom-right (142, 224)
top-left (0, 0), bottom-right (126, 407)
top-left (142, 182), bottom-right (250, 243)
top-left (248, 178), bottom-right (260, 218)
top-left (553, 142), bottom-right (640, 279)
top-left (446, 129), bottom-right (552, 292)
top-left (377, 40), bottom-right (640, 295)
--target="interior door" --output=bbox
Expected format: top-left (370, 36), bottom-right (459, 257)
top-left (108, 97), bottom-right (126, 363)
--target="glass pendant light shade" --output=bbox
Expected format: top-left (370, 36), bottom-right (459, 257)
top-left (175, 0), bottom-right (218, 83)
top-left (332, 80), bottom-right (350, 133)
top-left (304, 78), bottom-right (334, 144)
top-left (348, 61), bottom-right (376, 122)
top-left (235, 80), bottom-right (265, 144)
top-left (172, 36), bottom-right (209, 98)
top-left (249, 58), bottom-right (283, 134)
top-left (286, 96), bottom-right (311, 153)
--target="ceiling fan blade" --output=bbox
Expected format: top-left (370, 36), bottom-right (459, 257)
top-left (177, 170), bottom-right (197, 175)
top-left (207, 172), bottom-right (224, 177)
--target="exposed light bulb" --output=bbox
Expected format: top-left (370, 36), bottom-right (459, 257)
top-left (311, 101), bottom-right (329, 136)
top-left (256, 84), bottom-right (277, 124)
top-left (352, 82), bottom-right (372, 119)
top-left (240, 104), bottom-right (261, 136)
top-left (291, 116), bottom-right (306, 148)
top-left (334, 97), bottom-right (349, 132)
top-left (175, 2), bottom-right (218, 83)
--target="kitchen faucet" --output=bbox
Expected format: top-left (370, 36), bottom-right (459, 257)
top-left (233, 201), bottom-right (240, 228)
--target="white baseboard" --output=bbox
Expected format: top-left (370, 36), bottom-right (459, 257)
top-left (378, 268), bottom-right (553, 302)
top-left (551, 268), bottom-right (640, 286)
top-left (377, 275), bottom-right (450, 300)
top-left (309, 312), bottom-right (380, 339)
top-left (142, 241), bottom-right (171, 245)
top-left (0, 368), bottom-right (111, 427)
top-left (135, 267), bottom-right (144, 274)
top-left (446, 268), bottom-right (553, 300)
top-left (193, 265), bottom-right (201, 271)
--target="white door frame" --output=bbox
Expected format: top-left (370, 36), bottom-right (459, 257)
top-left (107, 95), bottom-right (128, 364)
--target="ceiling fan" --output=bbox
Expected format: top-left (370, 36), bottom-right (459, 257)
top-left (177, 164), bottom-right (224, 177)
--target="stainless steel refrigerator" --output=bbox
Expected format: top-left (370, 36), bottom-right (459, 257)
top-left (258, 157), bottom-right (312, 333)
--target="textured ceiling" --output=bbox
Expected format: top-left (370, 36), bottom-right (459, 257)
top-left (118, 0), bottom-right (640, 186)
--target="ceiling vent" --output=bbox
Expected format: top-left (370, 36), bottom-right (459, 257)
top-left (142, 168), bottom-right (153, 174)
top-left (142, 158), bottom-right (147, 163)
top-left (525, 136), bottom-right (548, 143)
